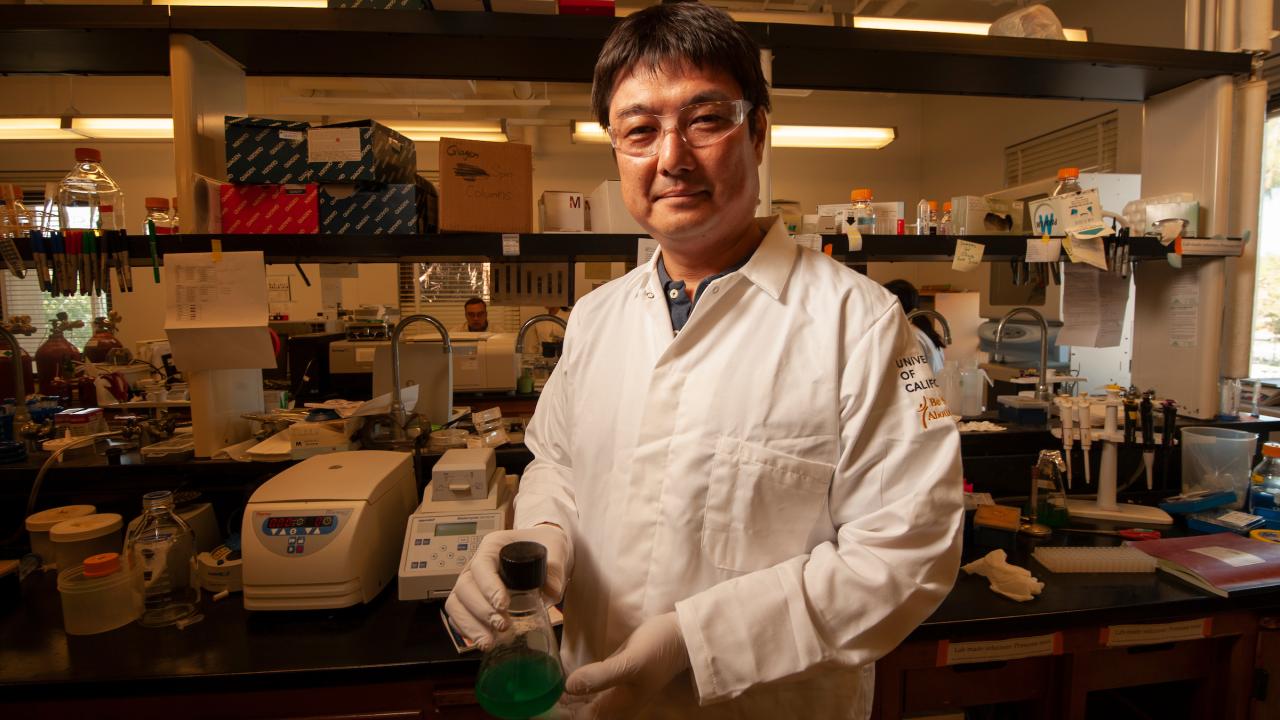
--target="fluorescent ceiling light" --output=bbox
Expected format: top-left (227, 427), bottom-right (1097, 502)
top-left (853, 17), bottom-right (1088, 42)
top-left (71, 117), bottom-right (173, 139)
top-left (771, 125), bottom-right (896, 149)
top-left (153, 0), bottom-right (327, 7)
top-left (396, 132), bottom-right (508, 143)
top-left (0, 118), bottom-right (81, 140)
top-left (571, 121), bottom-right (610, 145)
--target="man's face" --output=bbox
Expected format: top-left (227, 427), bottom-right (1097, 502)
top-left (607, 62), bottom-right (765, 249)
top-left (465, 303), bottom-right (488, 330)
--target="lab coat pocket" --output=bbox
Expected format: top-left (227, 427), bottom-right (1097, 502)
top-left (703, 436), bottom-right (834, 573)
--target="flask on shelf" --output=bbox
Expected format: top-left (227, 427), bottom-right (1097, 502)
top-left (35, 312), bottom-right (84, 396)
top-left (1051, 167), bottom-right (1083, 197)
top-left (57, 148), bottom-right (124, 232)
top-left (475, 541), bottom-right (564, 719)
top-left (142, 197), bottom-right (172, 235)
top-left (1249, 442), bottom-right (1280, 513)
top-left (124, 490), bottom-right (199, 627)
top-left (927, 200), bottom-right (938, 235)
top-left (914, 198), bottom-right (930, 235)
top-left (849, 188), bottom-right (875, 235)
top-left (938, 201), bottom-right (953, 235)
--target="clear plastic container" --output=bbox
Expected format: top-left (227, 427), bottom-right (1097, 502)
top-left (1051, 167), bottom-right (1083, 198)
top-left (124, 490), bottom-right (198, 627)
top-left (938, 201), bottom-right (953, 235)
top-left (472, 406), bottom-right (508, 448)
top-left (1181, 427), bottom-right (1259, 510)
top-left (51, 512), bottom-right (123, 572)
top-left (26, 505), bottom-right (97, 570)
top-left (57, 148), bottom-right (124, 231)
top-left (476, 542), bottom-right (564, 719)
top-left (142, 196), bottom-right (171, 235)
top-left (914, 198), bottom-right (929, 235)
top-left (58, 552), bottom-right (143, 635)
top-left (140, 435), bottom-right (195, 464)
top-left (849, 189), bottom-right (875, 235)
top-left (1250, 442), bottom-right (1280, 512)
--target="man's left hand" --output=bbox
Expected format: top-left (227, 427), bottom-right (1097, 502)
top-left (559, 611), bottom-right (690, 719)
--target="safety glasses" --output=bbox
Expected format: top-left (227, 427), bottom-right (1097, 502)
top-left (607, 99), bottom-right (752, 158)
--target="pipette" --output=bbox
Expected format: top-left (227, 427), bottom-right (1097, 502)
top-left (1057, 394), bottom-right (1074, 488)
top-left (1140, 390), bottom-right (1156, 489)
top-left (1076, 394), bottom-right (1092, 486)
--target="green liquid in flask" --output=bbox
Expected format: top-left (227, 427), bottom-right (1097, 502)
top-left (478, 648), bottom-right (563, 712)
top-left (476, 648), bottom-right (564, 719)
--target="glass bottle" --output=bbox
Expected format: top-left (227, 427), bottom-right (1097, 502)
top-left (927, 200), bottom-right (938, 235)
top-left (57, 148), bottom-right (124, 232)
top-left (142, 197), bottom-right (171, 235)
top-left (914, 198), bottom-right (929, 235)
top-left (1250, 442), bottom-right (1280, 513)
top-left (124, 490), bottom-right (198, 627)
top-left (849, 188), bottom-right (875, 235)
top-left (1051, 167), bottom-right (1083, 197)
top-left (475, 541), bottom-right (564, 720)
top-left (938, 201), bottom-right (953, 235)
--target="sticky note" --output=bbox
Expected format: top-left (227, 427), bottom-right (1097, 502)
top-left (952, 239), bottom-right (984, 271)
top-left (1025, 236), bottom-right (1061, 263)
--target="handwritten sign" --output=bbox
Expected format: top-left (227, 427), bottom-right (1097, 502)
top-left (952, 239), bottom-right (984, 271)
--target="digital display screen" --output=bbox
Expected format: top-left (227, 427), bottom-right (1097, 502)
top-left (436, 522), bottom-right (476, 537)
top-left (267, 515), bottom-right (333, 529)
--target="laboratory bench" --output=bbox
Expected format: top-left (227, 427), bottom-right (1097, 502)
top-left (2, 527), bottom-right (1279, 719)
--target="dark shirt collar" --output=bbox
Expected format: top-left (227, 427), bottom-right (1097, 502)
top-left (656, 252), bottom-right (752, 333)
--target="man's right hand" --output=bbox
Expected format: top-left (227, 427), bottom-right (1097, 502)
top-left (444, 524), bottom-right (572, 650)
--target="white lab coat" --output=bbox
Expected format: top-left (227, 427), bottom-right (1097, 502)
top-left (516, 217), bottom-right (963, 719)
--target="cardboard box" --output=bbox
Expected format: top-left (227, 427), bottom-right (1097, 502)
top-left (220, 184), bottom-right (319, 234)
top-left (438, 138), bottom-right (532, 233)
top-left (328, 0), bottom-right (423, 7)
top-left (308, 120), bottom-right (416, 185)
top-left (225, 116), bottom-right (312, 184)
top-left (951, 196), bottom-right (1025, 235)
top-left (587, 180), bottom-right (644, 233)
top-left (539, 191), bottom-right (585, 232)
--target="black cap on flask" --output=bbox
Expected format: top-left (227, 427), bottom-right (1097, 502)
top-left (499, 541), bottom-right (547, 591)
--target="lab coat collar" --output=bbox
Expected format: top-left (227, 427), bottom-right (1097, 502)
top-left (640, 216), bottom-right (795, 302)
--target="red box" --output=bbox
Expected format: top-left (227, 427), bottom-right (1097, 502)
top-left (219, 184), bottom-right (319, 234)
top-left (557, 0), bottom-right (613, 16)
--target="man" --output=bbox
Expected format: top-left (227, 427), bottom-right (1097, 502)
top-left (445, 4), bottom-right (963, 718)
top-left (456, 296), bottom-right (488, 332)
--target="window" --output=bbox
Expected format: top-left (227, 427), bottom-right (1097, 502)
top-left (1249, 114), bottom-right (1280, 378)
top-left (398, 262), bottom-right (521, 332)
top-left (0, 181), bottom-right (110, 354)
top-left (1004, 111), bottom-right (1119, 187)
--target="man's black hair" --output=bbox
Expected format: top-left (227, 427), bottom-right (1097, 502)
top-left (591, 2), bottom-right (771, 138)
top-left (464, 297), bottom-right (486, 309)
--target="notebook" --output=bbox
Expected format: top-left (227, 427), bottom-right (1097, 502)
top-left (1128, 533), bottom-right (1280, 598)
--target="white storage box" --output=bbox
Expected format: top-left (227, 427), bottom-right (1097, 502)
top-left (539, 190), bottom-right (586, 232)
top-left (588, 180), bottom-right (645, 233)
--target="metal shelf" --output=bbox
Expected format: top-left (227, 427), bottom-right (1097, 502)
top-left (0, 7), bottom-right (1251, 99)
top-left (11, 233), bottom-right (1242, 267)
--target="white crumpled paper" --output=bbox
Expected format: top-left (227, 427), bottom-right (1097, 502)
top-left (961, 549), bottom-right (1045, 602)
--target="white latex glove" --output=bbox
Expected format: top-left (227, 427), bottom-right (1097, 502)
top-left (962, 549), bottom-right (1044, 602)
top-left (443, 524), bottom-right (572, 649)
top-left (557, 611), bottom-right (690, 720)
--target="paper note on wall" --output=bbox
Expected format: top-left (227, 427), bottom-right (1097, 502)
top-left (1168, 270), bottom-right (1199, 348)
top-left (1025, 237), bottom-right (1061, 263)
top-left (1057, 264), bottom-right (1130, 348)
top-left (1063, 234), bottom-right (1108, 271)
top-left (637, 237), bottom-right (659, 266)
top-left (164, 251), bottom-right (276, 371)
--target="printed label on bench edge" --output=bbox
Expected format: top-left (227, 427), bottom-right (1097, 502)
top-left (937, 632), bottom-right (1063, 666)
top-left (1101, 618), bottom-right (1212, 647)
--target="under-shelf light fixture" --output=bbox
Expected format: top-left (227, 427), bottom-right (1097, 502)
top-left (572, 121), bottom-right (895, 150)
top-left (852, 17), bottom-right (1089, 42)
top-left (152, 0), bottom-right (328, 8)
top-left (0, 117), bottom-right (174, 140)
top-left (380, 121), bottom-right (507, 143)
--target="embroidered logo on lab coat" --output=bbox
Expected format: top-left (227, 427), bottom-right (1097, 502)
top-left (897, 353), bottom-right (952, 428)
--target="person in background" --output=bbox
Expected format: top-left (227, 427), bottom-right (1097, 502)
top-left (885, 278), bottom-right (946, 375)
top-left (456, 297), bottom-right (489, 332)
top-left (446, 4), bottom-right (963, 719)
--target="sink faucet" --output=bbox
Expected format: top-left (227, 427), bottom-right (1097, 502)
top-left (905, 309), bottom-right (952, 346)
top-left (390, 314), bottom-right (450, 442)
top-left (515, 314), bottom-right (568, 358)
top-left (995, 307), bottom-right (1050, 402)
